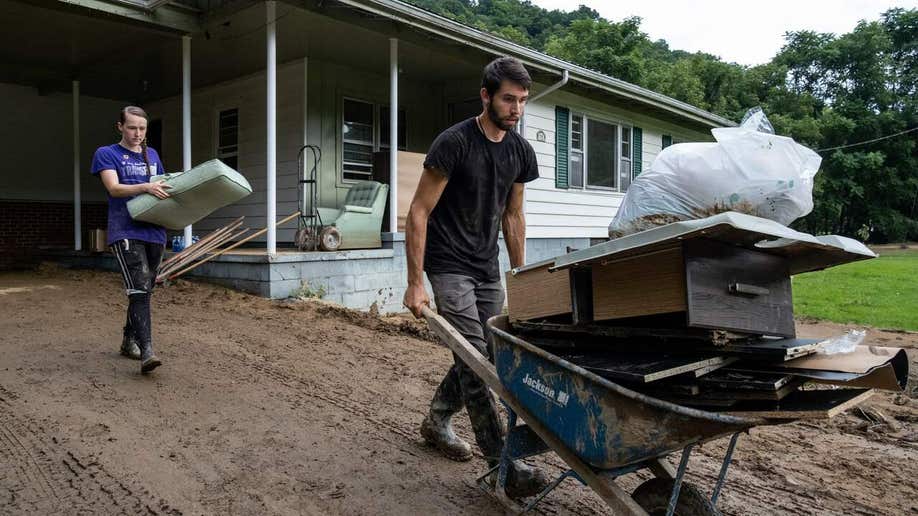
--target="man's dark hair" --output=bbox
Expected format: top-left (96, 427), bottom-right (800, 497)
top-left (481, 57), bottom-right (532, 97)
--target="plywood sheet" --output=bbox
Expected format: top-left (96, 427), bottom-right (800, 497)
top-left (395, 151), bottom-right (426, 232)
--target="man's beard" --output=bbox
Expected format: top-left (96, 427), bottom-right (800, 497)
top-left (487, 102), bottom-right (517, 132)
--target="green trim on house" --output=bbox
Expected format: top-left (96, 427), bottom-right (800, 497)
top-left (555, 105), bottom-right (570, 189)
top-left (632, 126), bottom-right (642, 178)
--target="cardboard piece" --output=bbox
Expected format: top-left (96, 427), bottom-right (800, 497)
top-left (731, 345), bottom-right (909, 391)
top-left (778, 345), bottom-right (908, 391)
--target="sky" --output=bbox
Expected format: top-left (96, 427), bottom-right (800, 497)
top-left (529, 0), bottom-right (917, 66)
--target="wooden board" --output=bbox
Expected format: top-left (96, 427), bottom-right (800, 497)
top-left (659, 338), bottom-right (825, 362)
top-left (373, 151), bottom-right (426, 232)
top-left (691, 357), bottom-right (740, 377)
top-left (720, 388), bottom-right (874, 419)
top-left (694, 379), bottom-right (804, 401)
top-left (698, 370), bottom-right (797, 391)
top-left (556, 352), bottom-right (731, 383)
top-left (506, 264), bottom-right (571, 322)
top-left (592, 246), bottom-right (687, 321)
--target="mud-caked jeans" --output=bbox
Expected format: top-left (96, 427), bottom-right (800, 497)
top-left (427, 273), bottom-right (505, 463)
top-left (111, 239), bottom-right (164, 353)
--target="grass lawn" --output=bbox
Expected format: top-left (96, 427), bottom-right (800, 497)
top-left (792, 247), bottom-right (918, 331)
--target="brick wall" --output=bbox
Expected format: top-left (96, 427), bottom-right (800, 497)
top-left (0, 200), bottom-right (107, 269)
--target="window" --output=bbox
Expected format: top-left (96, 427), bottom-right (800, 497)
top-left (217, 108), bottom-right (238, 171)
top-left (342, 98), bottom-right (407, 182)
top-left (342, 99), bottom-right (374, 181)
top-left (566, 112), bottom-right (632, 192)
top-left (620, 126), bottom-right (632, 191)
top-left (569, 114), bottom-right (584, 188)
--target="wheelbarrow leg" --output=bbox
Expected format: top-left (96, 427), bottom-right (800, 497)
top-left (711, 431), bottom-right (742, 506)
top-left (665, 444), bottom-right (695, 516)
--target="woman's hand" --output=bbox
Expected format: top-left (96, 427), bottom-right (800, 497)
top-left (145, 181), bottom-right (173, 199)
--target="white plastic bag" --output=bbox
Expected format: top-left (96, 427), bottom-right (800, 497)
top-left (608, 108), bottom-right (822, 237)
top-left (818, 329), bottom-right (866, 355)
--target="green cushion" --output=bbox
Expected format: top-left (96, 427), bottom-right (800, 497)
top-left (343, 181), bottom-right (381, 208)
top-left (127, 159), bottom-right (252, 229)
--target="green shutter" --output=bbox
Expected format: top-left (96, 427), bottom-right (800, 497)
top-left (555, 106), bottom-right (569, 189)
top-left (632, 126), bottom-right (643, 179)
top-left (662, 134), bottom-right (673, 149)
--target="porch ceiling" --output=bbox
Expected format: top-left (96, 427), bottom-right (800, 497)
top-left (0, 0), bottom-right (482, 102)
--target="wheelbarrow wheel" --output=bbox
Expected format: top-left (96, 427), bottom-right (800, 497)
top-left (632, 478), bottom-right (720, 516)
top-left (319, 226), bottom-right (341, 251)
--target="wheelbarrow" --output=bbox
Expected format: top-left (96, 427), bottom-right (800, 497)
top-left (422, 307), bottom-right (771, 515)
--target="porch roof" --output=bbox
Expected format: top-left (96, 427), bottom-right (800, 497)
top-left (328, 0), bottom-right (736, 129)
top-left (7, 0), bottom-right (734, 129)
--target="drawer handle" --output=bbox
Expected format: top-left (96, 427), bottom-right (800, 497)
top-left (729, 282), bottom-right (770, 296)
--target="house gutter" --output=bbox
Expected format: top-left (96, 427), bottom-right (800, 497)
top-left (522, 69), bottom-right (568, 138)
top-left (531, 69), bottom-right (569, 103)
top-left (325, 0), bottom-right (735, 128)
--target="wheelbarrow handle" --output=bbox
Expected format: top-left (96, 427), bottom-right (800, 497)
top-left (421, 306), bottom-right (502, 391)
top-left (421, 306), bottom-right (648, 516)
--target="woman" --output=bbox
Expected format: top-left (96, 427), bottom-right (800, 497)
top-left (91, 106), bottom-right (171, 374)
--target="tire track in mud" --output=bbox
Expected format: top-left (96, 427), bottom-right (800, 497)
top-left (0, 384), bottom-right (181, 516)
top-left (219, 348), bottom-right (605, 515)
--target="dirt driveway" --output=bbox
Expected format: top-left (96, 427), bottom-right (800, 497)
top-left (1, 265), bottom-right (916, 515)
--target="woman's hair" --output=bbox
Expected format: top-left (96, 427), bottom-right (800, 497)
top-left (119, 106), bottom-right (151, 170)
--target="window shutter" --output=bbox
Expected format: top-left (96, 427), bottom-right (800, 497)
top-left (662, 134), bottom-right (673, 149)
top-left (632, 127), bottom-right (642, 179)
top-left (555, 106), bottom-right (569, 189)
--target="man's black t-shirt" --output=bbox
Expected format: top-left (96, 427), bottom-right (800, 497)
top-left (423, 116), bottom-right (540, 282)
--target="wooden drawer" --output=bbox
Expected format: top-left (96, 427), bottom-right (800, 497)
top-left (507, 239), bottom-right (795, 337)
top-left (506, 263), bottom-right (571, 322)
top-left (683, 239), bottom-right (794, 337)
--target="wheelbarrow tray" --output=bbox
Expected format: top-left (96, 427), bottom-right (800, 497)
top-left (488, 315), bottom-right (762, 470)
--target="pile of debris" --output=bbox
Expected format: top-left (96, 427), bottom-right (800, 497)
top-left (506, 212), bottom-right (908, 420)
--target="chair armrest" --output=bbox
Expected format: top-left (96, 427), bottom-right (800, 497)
top-left (344, 204), bottom-right (374, 214)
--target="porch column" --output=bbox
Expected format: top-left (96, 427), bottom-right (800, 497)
top-left (72, 80), bottom-right (81, 251)
top-left (266, 0), bottom-right (277, 254)
top-left (182, 35), bottom-right (193, 246)
top-left (388, 38), bottom-right (398, 234)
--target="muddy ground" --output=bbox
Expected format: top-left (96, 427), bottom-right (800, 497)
top-left (1, 265), bottom-right (916, 515)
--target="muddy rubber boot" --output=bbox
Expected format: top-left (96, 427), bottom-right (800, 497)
top-left (420, 413), bottom-right (473, 462)
top-left (139, 343), bottom-right (162, 374)
top-left (120, 326), bottom-right (141, 360)
top-left (503, 461), bottom-right (550, 499)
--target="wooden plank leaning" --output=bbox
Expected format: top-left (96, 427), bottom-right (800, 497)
top-left (166, 211), bottom-right (301, 281)
top-left (159, 216), bottom-right (244, 270)
top-left (158, 228), bottom-right (250, 283)
top-left (158, 224), bottom-right (240, 279)
top-left (421, 306), bottom-right (647, 516)
top-left (157, 225), bottom-right (246, 280)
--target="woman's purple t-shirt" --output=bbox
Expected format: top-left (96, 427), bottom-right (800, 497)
top-left (91, 143), bottom-right (167, 246)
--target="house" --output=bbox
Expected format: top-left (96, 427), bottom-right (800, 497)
top-left (0, 0), bottom-right (733, 311)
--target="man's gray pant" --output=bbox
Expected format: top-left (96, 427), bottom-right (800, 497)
top-left (427, 273), bottom-right (505, 463)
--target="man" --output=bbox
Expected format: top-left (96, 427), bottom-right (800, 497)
top-left (403, 57), bottom-right (547, 498)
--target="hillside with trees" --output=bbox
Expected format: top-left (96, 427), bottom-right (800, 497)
top-left (408, 1), bottom-right (917, 243)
